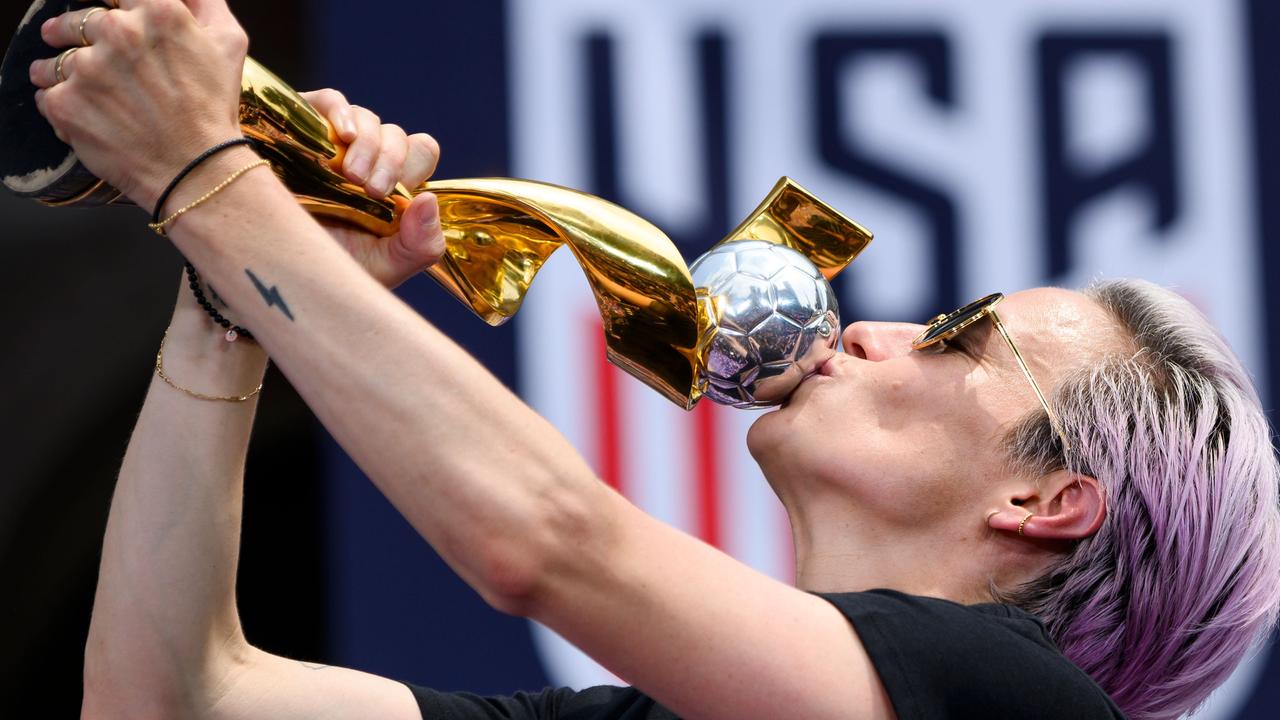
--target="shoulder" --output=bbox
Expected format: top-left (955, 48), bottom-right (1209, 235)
top-left (814, 590), bottom-right (1126, 720)
top-left (818, 589), bottom-right (1051, 641)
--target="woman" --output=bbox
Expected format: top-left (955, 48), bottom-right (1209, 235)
top-left (31, 2), bottom-right (1279, 719)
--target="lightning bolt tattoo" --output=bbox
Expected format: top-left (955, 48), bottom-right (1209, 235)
top-left (245, 268), bottom-right (295, 321)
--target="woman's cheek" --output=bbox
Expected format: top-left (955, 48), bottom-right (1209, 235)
top-left (881, 373), bottom-right (926, 407)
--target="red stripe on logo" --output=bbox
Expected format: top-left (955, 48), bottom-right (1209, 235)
top-left (590, 319), bottom-right (624, 494)
top-left (694, 403), bottom-right (721, 548)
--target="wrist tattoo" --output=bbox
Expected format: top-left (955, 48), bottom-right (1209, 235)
top-left (246, 268), bottom-right (295, 321)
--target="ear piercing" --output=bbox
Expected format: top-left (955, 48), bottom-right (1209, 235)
top-left (1018, 511), bottom-right (1034, 536)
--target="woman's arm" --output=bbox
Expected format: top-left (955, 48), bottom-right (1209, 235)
top-left (81, 291), bottom-right (270, 717)
top-left (83, 287), bottom-right (426, 720)
top-left (81, 97), bottom-right (445, 719)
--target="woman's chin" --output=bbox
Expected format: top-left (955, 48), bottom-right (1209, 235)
top-left (746, 406), bottom-right (793, 464)
top-left (745, 413), bottom-right (772, 461)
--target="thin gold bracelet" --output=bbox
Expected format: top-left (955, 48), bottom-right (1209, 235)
top-left (154, 330), bottom-right (264, 403)
top-left (148, 159), bottom-right (272, 237)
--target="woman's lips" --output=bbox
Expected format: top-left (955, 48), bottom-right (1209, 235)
top-left (817, 357), bottom-right (839, 377)
top-left (781, 358), bottom-right (842, 408)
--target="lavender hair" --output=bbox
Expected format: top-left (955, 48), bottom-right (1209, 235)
top-left (1000, 279), bottom-right (1280, 720)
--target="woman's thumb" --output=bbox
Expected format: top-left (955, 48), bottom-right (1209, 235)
top-left (385, 193), bottom-right (446, 287)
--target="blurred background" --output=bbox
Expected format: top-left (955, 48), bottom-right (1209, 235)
top-left (3, 0), bottom-right (1279, 717)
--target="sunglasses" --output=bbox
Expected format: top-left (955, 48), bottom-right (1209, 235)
top-left (911, 293), bottom-right (1070, 450)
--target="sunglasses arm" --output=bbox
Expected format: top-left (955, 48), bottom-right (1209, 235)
top-left (988, 311), bottom-right (1072, 452)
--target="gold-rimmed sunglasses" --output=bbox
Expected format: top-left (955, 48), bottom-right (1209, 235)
top-left (911, 293), bottom-right (1070, 450)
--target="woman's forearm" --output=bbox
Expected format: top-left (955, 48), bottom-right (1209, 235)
top-left (165, 148), bottom-right (607, 608)
top-left (84, 297), bottom-right (268, 714)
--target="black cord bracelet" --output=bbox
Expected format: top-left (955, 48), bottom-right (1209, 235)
top-left (156, 139), bottom-right (258, 343)
top-left (151, 138), bottom-right (255, 224)
top-left (185, 262), bottom-right (255, 343)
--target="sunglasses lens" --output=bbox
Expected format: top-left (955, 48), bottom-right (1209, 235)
top-left (935, 306), bottom-right (980, 334)
top-left (916, 293), bottom-right (1004, 347)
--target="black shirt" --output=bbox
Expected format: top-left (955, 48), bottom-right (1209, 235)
top-left (406, 590), bottom-right (1125, 719)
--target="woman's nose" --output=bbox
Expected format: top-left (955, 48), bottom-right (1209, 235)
top-left (841, 322), bottom-right (926, 361)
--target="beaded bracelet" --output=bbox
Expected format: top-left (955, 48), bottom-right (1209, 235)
top-left (186, 263), bottom-right (255, 343)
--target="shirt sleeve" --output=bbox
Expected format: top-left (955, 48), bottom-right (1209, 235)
top-left (404, 682), bottom-right (668, 720)
top-left (814, 590), bottom-right (1125, 720)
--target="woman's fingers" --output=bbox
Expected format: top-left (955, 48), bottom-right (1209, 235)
top-left (299, 89), bottom-right (358, 142)
top-left (79, 1), bottom-right (138, 9)
top-left (299, 89), bottom-right (435, 196)
top-left (331, 193), bottom-right (444, 289)
top-left (32, 85), bottom-right (70, 142)
top-left (29, 49), bottom-right (83, 89)
top-left (41, 7), bottom-right (109, 49)
top-left (401, 133), bottom-right (441, 189)
top-left (30, 0), bottom-right (247, 209)
top-left (383, 192), bottom-right (446, 286)
top-left (342, 105), bottom-right (382, 186)
top-left (367, 123), bottom-right (409, 198)
top-left (174, 0), bottom-right (238, 26)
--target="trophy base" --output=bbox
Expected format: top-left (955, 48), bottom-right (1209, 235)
top-left (0, 1), bottom-right (121, 206)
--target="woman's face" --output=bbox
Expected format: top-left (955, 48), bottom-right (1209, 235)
top-left (747, 287), bottom-right (1118, 530)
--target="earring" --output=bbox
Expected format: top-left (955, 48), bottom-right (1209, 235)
top-left (1017, 511), bottom-right (1034, 536)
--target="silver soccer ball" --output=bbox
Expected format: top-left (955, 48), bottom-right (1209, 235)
top-left (690, 239), bottom-right (840, 408)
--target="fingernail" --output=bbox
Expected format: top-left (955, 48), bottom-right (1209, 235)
top-left (422, 198), bottom-right (439, 228)
top-left (369, 168), bottom-right (392, 196)
top-left (34, 89), bottom-right (45, 104)
top-left (340, 114), bottom-right (357, 139)
top-left (42, 19), bottom-right (53, 35)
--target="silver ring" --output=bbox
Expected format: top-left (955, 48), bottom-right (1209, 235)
top-left (80, 7), bottom-right (108, 47)
top-left (55, 47), bottom-right (79, 84)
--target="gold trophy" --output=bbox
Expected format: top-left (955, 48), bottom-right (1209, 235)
top-left (0, 3), bottom-right (872, 409)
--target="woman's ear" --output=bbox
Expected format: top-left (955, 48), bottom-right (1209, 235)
top-left (986, 471), bottom-right (1106, 540)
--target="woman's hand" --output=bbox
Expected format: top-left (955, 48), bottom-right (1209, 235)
top-left (302, 89), bottom-right (445, 289)
top-left (30, 0), bottom-right (249, 211)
